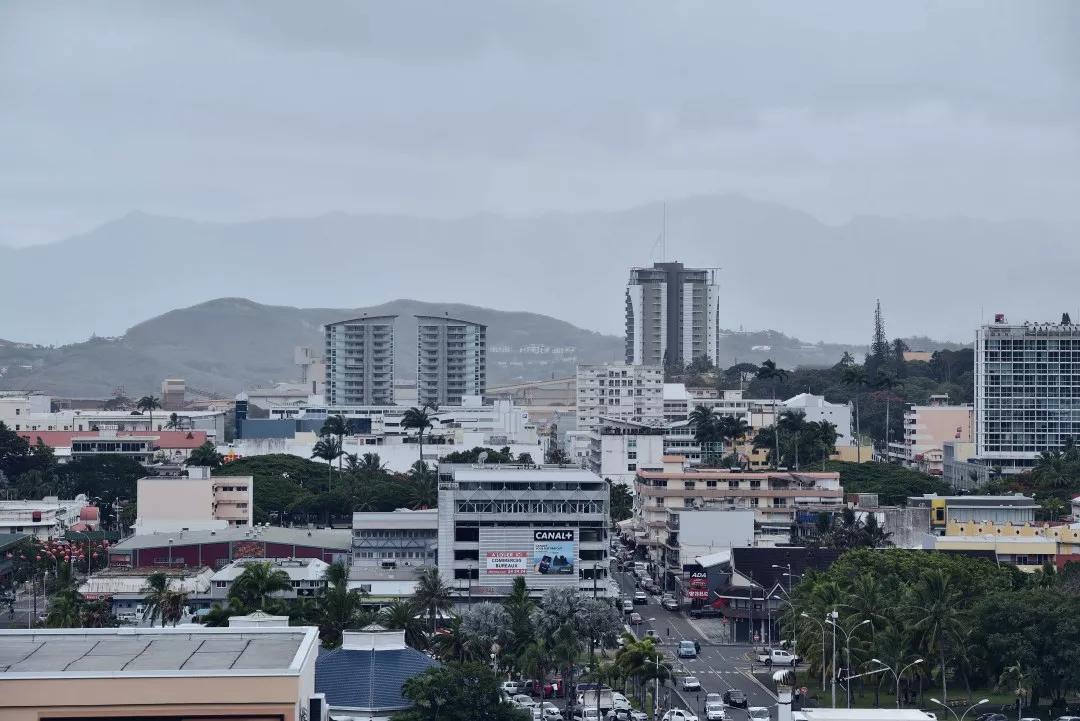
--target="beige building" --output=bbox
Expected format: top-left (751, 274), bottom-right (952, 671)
top-left (0, 625), bottom-right (321, 721)
top-left (888, 395), bottom-right (973, 474)
top-left (632, 456), bottom-right (843, 552)
top-left (135, 466), bottom-right (253, 534)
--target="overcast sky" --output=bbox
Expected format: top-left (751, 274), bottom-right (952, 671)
top-left (1, 1), bottom-right (1078, 247)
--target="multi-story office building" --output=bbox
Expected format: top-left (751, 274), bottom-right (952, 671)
top-left (351, 509), bottom-right (438, 567)
top-left (632, 456), bottom-right (843, 555)
top-left (975, 316), bottom-right (1080, 473)
top-left (437, 463), bottom-right (615, 599)
top-left (625, 262), bottom-right (719, 368)
top-left (324, 315), bottom-right (396, 406)
top-left (576, 363), bottom-right (664, 432)
top-left (886, 395), bottom-right (973, 474)
top-left (416, 315), bottom-right (487, 407)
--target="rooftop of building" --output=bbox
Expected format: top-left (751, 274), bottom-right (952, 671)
top-left (414, 313), bottom-right (486, 328)
top-left (908, 493), bottom-right (1037, 507)
top-left (111, 525), bottom-right (353, 552)
top-left (212, 557), bottom-right (329, 582)
top-left (440, 464), bottom-right (603, 482)
top-left (325, 314), bottom-right (398, 326)
top-left (351, 508), bottom-right (438, 529)
top-left (78, 566), bottom-right (214, 597)
top-left (0, 496), bottom-right (88, 509)
top-left (793, 709), bottom-right (937, 721)
top-left (348, 564), bottom-right (427, 582)
top-left (636, 468), bottom-right (840, 481)
top-left (316, 627), bottom-right (439, 712)
top-left (18, 430), bottom-right (209, 449)
top-left (0, 626), bottom-right (316, 678)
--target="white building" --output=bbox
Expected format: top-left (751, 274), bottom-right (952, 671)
top-left (325, 314), bottom-right (397, 406)
top-left (585, 423), bottom-right (666, 484)
top-left (78, 566), bottom-right (214, 620)
top-left (437, 463), bottom-right (616, 599)
top-left (0, 496), bottom-right (91, 539)
top-left (781, 393), bottom-right (853, 446)
top-left (415, 314), bottom-right (487, 407)
top-left (975, 315), bottom-right (1080, 473)
top-left (351, 509), bottom-right (438, 568)
top-left (0, 393), bottom-right (227, 438)
top-left (210, 557), bottom-right (330, 601)
top-left (625, 262), bottom-right (720, 368)
top-left (576, 363), bottom-right (664, 433)
top-left (135, 467), bottom-right (253, 534)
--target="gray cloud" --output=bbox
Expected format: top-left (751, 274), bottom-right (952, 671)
top-left (0, 0), bottom-right (1077, 248)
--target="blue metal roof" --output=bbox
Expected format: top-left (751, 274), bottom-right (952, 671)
top-left (315, 647), bottom-right (439, 711)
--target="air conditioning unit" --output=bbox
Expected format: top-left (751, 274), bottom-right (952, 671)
top-left (308, 693), bottom-right (328, 721)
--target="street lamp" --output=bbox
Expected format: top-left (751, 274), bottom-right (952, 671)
top-left (931, 697), bottom-right (990, 721)
top-left (800, 613), bottom-right (826, 692)
top-left (871, 657), bottom-right (924, 708)
top-left (646, 652), bottom-right (664, 720)
top-left (826, 616), bottom-right (871, 708)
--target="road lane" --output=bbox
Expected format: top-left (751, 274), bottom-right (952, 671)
top-left (613, 568), bottom-right (778, 719)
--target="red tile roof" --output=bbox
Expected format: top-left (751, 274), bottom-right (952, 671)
top-left (17, 430), bottom-right (208, 450)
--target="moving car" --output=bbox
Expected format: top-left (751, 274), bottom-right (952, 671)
top-left (757, 648), bottom-right (799, 666)
top-left (722, 690), bottom-right (748, 708)
top-left (705, 702), bottom-right (728, 721)
top-left (678, 640), bottom-right (697, 659)
top-left (633, 591), bottom-right (648, 604)
top-left (661, 710), bottom-right (699, 721)
top-left (748, 707), bottom-right (770, 721)
top-left (644, 629), bottom-right (660, 642)
top-left (661, 595), bottom-right (680, 611)
top-left (705, 694), bottom-right (722, 706)
top-left (630, 612), bottom-right (643, 625)
top-left (513, 694), bottom-right (539, 710)
top-left (681, 675), bottom-right (702, 691)
top-left (540, 703), bottom-right (562, 720)
top-left (622, 600), bottom-right (635, 613)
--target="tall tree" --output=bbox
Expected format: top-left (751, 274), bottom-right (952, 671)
top-left (229, 561), bottom-right (293, 609)
top-left (319, 415), bottom-right (349, 476)
top-left (136, 395), bottom-right (161, 431)
top-left (402, 406), bottom-right (436, 469)
top-left (141, 572), bottom-right (187, 627)
top-left (310, 437), bottom-right (343, 492)
top-left (380, 599), bottom-right (430, 650)
top-left (315, 561), bottom-right (369, 648)
top-left (906, 569), bottom-right (965, 703)
top-left (187, 441), bottom-right (223, 468)
top-left (867, 300), bottom-right (890, 376)
top-left (756, 360), bottom-right (789, 468)
top-left (414, 566), bottom-right (453, 635)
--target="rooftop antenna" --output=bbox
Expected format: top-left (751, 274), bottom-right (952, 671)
top-left (662, 201), bottom-right (667, 262)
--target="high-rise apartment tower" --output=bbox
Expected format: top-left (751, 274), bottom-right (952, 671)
top-left (625, 262), bottom-right (719, 369)
top-left (324, 315), bottom-right (396, 406)
top-left (416, 315), bottom-right (487, 407)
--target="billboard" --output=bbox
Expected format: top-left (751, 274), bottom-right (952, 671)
top-left (532, 530), bottom-right (575, 575)
top-left (485, 551), bottom-right (528, 575)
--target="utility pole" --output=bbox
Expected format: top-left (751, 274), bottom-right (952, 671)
top-left (830, 609), bottom-right (838, 708)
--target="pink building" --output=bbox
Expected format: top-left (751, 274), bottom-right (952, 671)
top-left (894, 395), bottom-right (973, 475)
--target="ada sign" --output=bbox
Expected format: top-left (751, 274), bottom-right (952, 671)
top-left (532, 529), bottom-right (575, 575)
top-left (485, 551), bottom-right (528, 576)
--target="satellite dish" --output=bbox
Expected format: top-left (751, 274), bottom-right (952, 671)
top-left (477, 451), bottom-right (489, 465)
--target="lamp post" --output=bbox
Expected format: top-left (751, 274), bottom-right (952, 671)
top-left (931, 697), bottom-right (989, 721)
top-left (871, 657), bottom-right (924, 708)
top-left (646, 652), bottom-right (664, 720)
top-left (800, 612), bottom-right (826, 692)
top-left (826, 617), bottom-right (871, 708)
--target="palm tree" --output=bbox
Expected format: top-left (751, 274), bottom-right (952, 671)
top-left (142, 572), bottom-right (187, 627)
top-left (402, 406), bottom-right (436, 469)
top-left (906, 569), bottom-right (965, 703)
top-left (997, 660), bottom-right (1034, 720)
top-left (136, 395), bottom-right (161, 431)
top-left (359, 452), bottom-right (387, 474)
top-left (379, 599), bottom-right (428, 650)
top-left (755, 360), bottom-right (789, 467)
top-left (166, 412), bottom-right (181, 430)
top-left (407, 465), bottom-right (437, 509)
top-left (320, 415), bottom-right (349, 476)
top-left (688, 405), bottom-right (720, 466)
top-left (311, 437), bottom-right (343, 492)
top-left (45, 587), bottom-right (85, 628)
top-left (414, 566), bottom-right (453, 635)
top-left (315, 561), bottom-right (369, 648)
top-left (229, 561), bottom-right (292, 610)
top-left (503, 576), bottom-right (536, 649)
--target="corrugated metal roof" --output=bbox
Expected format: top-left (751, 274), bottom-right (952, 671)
top-left (315, 647), bottom-right (438, 711)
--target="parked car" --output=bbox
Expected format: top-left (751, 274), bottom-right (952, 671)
top-left (661, 595), bottom-right (680, 611)
top-left (540, 703), bottom-right (562, 720)
top-left (513, 694), bottom-right (538, 710)
top-left (572, 709), bottom-right (603, 721)
top-left (976, 715), bottom-right (1007, 721)
top-left (630, 612), bottom-right (643, 625)
top-left (748, 707), bottom-right (770, 721)
top-left (622, 600), bottom-right (635, 613)
top-left (633, 591), bottom-right (648, 604)
top-left (723, 690), bottom-right (748, 708)
top-left (661, 710), bottom-right (699, 721)
top-left (644, 629), bottom-right (660, 642)
top-left (629, 712), bottom-right (649, 721)
top-left (503, 680), bottom-right (526, 695)
top-left (757, 648), bottom-right (799, 666)
top-left (678, 640), bottom-right (697, 659)
top-left (705, 702), bottom-right (727, 721)
top-left (681, 675), bottom-right (702, 691)
top-left (688, 606), bottom-right (722, 619)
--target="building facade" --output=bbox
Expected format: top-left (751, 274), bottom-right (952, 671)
top-left (351, 509), bottom-right (438, 568)
top-left (887, 395), bottom-right (973, 474)
top-left (415, 315), bottom-right (487, 407)
top-left (908, 493), bottom-right (1038, 534)
top-left (625, 262), bottom-right (719, 368)
top-left (0, 496), bottom-right (91, 540)
top-left (108, 526), bottom-right (352, 569)
top-left (325, 315), bottom-right (397, 406)
top-left (781, 393), bottom-right (853, 447)
top-left (135, 467), bottom-right (253, 534)
top-left (436, 464), bottom-right (615, 599)
top-left (975, 316), bottom-right (1080, 473)
top-left (576, 363), bottom-right (664, 432)
top-left (210, 557), bottom-right (329, 601)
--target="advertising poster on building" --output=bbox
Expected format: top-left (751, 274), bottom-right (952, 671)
top-left (485, 550), bottom-right (528, 575)
top-left (532, 529), bottom-right (575, 575)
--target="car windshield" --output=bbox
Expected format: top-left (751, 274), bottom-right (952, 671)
top-left (749, 710), bottom-right (769, 720)
top-left (685, 677), bottom-right (698, 684)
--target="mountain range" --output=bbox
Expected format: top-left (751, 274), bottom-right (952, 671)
top-left (2, 195), bottom-right (1076, 350)
top-left (0, 297), bottom-right (967, 398)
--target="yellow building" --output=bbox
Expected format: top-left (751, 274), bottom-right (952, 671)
top-left (946, 519), bottom-right (1080, 568)
top-left (931, 533), bottom-right (1057, 572)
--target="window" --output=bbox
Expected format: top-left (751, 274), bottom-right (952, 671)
top-left (628, 463), bottom-right (637, 471)
top-left (627, 452), bottom-right (637, 460)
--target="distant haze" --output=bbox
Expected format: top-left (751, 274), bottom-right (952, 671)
top-left (2, 3), bottom-right (1078, 344)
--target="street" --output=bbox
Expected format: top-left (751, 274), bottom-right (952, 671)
top-left (613, 568), bottom-right (778, 719)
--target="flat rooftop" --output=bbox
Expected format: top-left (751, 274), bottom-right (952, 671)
top-left (0, 627), bottom-right (316, 678)
top-left (794, 710), bottom-right (937, 721)
top-left (111, 525), bottom-right (352, 552)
